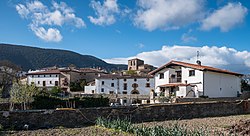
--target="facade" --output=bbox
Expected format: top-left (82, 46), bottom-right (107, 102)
top-left (149, 60), bottom-right (242, 98)
top-left (93, 74), bottom-right (154, 105)
top-left (26, 67), bottom-right (107, 92)
top-left (26, 70), bottom-right (67, 91)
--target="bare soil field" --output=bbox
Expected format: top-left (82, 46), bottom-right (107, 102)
top-left (1, 114), bottom-right (250, 136)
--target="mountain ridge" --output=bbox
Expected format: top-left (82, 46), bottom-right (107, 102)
top-left (0, 43), bottom-right (127, 71)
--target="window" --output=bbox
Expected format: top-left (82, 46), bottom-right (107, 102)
top-left (31, 82), bottom-right (34, 84)
top-left (38, 81), bottom-right (40, 84)
top-left (101, 88), bottom-right (104, 92)
top-left (124, 79), bottom-right (127, 82)
top-left (38, 75), bottom-right (40, 77)
top-left (32, 75), bottom-right (34, 78)
top-left (109, 91), bottom-right (114, 94)
top-left (146, 83), bottom-right (150, 88)
top-left (122, 91), bottom-right (127, 94)
top-left (50, 75), bottom-right (51, 77)
top-left (189, 70), bottom-right (195, 76)
top-left (111, 83), bottom-right (114, 87)
top-left (50, 81), bottom-right (52, 84)
top-left (134, 78), bottom-right (137, 82)
top-left (146, 78), bottom-right (150, 81)
top-left (132, 83), bottom-right (138, 88)
top-left (55, 81), bottom-right (59, 86)
top-left (55, 75), bottom-right (58, 77)
top-left (92, 90), bottom-right (95, 94)
top-left (123, 83), bottom-right (127, 90)
top-left (43, 81), bottom-right (46, 86)
top-left (159, 73), bottom-right (164, 79)
top-left (102, 81), bottom-right (104, 85)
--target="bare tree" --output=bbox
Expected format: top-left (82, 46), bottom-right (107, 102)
top-left (9, 83), bottom-right (38, 110)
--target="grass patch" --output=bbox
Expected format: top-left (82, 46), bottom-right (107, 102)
top-left (96, 117), bottom-right (227, 136)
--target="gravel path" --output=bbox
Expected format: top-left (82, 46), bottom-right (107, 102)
top-left (1, 114), bottom-right (250, 136)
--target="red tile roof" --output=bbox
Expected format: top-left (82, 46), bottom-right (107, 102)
top-left (149, 60), bottom-right (243, 76)
top-left (79, 68), bottom-right (106, 73)
top-left (26, 70), bottom-right (61, 75)
top-left (158, 83), bottom-right (194, 87)
top-left (96, 74), bottom-right (153, 79)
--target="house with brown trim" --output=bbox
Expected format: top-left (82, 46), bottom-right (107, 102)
top-left (149, 60), bottom-right (243, 99)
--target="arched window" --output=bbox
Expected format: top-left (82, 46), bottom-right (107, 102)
top-left (131, 90), bottom-right (139, 94)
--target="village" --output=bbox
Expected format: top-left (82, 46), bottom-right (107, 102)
top-left (1, 0), bottom-right (250, 135)
top-left (15, 57), bottom-right (244, 106)
top-left (1, 55), bottom-right (250, 135)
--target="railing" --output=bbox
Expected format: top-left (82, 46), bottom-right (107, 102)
top-left (169, 77), bottom-right (182, 83)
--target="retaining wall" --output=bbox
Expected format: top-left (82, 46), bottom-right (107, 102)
top-left (0, 100), bottom-right (250, 130)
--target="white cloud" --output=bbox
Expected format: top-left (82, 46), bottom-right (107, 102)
top-left (105, 45), bottom-right (250, 73)
top-left (88, 0), bottom-right (119, 26)
top-left (201, 2), bottom-right (248, 32)
top-left (88, 0), bottom-right (130, 26)
top-left (30, 25), bottom-right (62, 42)
top-left (134, 0), bottom-right (205, 31)
top-left (181, 29), bottom-right (197, 43)
top-left (16, 1), bottom-right (85, 42)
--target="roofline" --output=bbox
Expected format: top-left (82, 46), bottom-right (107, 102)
top-left (149, 60), bottom-right (243, 76)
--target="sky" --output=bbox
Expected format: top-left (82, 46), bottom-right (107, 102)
top-left (1, 0), bottom-right (250, 73)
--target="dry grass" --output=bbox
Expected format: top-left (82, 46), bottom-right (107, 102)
top-left (136, 114), bottom-right (250, 135)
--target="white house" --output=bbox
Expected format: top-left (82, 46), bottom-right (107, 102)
top-left (26, 70), bottom-right (63, 90)
top-left (149, 60), bottom-right (242, 98)
top-left (92, 74), bottom-right (154, 105)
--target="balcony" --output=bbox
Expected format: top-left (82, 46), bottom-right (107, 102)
top-left (169, 77), bottom-right (182, 83)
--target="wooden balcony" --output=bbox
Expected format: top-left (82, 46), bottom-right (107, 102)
top-left (169, 77), bottom-right (182, 83)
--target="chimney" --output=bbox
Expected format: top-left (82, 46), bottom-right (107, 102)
top-left (196, 60), bottom-right (201, 65)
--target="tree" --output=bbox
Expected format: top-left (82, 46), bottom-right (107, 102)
top-left (126, 70), bottom-right (137, 75)
top-left (0, 86), bottom-right (3, 98)
top-left (9, 83), bottom-right (38, 110)
top-left (241, 79), bottom-right (250, 92)
top-left (80, 79), bottom-right (87, 91)
top-left (0, 60), bottom-right (21, 97)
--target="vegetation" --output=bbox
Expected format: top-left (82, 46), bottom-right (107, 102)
top-left (0, 43), bottom-right (127, 71)
top-left (70, 79), bottom-right (87, 92)
top-left (126, 70), bottom-right (138, 75)
top-left (50, 87), bottom-right (63, 97)
top-left (9, 83), bottom-right (38, 110)
top-left (241, 79), bottom-right (250, 91)
top-left (31, 95), bottom-right (109, 109)
top-left (95, 117), bottom-right (220, 136)
top-left (0, 60), bottom-right (21, 98)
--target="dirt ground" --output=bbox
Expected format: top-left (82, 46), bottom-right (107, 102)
top-left (1, 114), bottom-right (250, 136)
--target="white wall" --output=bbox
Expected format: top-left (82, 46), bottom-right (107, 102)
top-left (181, 67), bottom-right (204, 94)
top-left (154, 69), bottom-right (169, 93)
top-left (118, 78), bottom-right (154, 95)
top-left (95, 78), bottom-right (118, 94)
top-left (204, 71), bottom-right (241, 97)
top-left (27, 74), bottom-right (60, 88)
top-left (84, 86), bottom-right (96, 94)
top-left (95, 77), bottom-right (154, 95)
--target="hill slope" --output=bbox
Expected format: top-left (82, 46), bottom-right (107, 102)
top-left (0, 44), bottom-right (127, 71)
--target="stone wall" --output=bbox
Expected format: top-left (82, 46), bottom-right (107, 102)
top-left (0, 100), bottom-right (250, 130)
top-left (175, 97), bottom-right (242, 103)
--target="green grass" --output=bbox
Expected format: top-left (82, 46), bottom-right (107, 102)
top-left (95, 117), bottom-right (226, 136)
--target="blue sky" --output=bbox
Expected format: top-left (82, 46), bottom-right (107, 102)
top-left (1, 0), bottom-right (250, 73)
